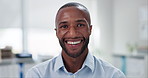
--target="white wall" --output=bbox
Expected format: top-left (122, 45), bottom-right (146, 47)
top-left (91, 0), bottom-right (114, 62)
top-left (94, 0), bottom-right (147, 62)
top-left (113, 0), bottom-right (148, 54)
top-left (0, 0), bottom-right (21, 28)
top-left (27, 0), bottom-right (96, 29)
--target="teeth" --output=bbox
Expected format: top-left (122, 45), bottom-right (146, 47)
top-left (67, 41), bottom-right (81, 45)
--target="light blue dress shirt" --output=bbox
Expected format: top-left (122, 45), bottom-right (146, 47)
top-left (26, 52), bottom-right (126, 78)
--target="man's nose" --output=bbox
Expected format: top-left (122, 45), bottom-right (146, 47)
top-left (68, 27), bottom-right (77, 38)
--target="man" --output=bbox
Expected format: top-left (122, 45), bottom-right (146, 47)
top-left (26, 2), bottom-right (126, 78)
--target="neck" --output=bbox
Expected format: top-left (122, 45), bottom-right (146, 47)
top-left (62, 48), bottom-right (88, 73)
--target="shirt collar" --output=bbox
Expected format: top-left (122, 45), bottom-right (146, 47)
top-left (54, 52), bottom-right (94, 72)
top-left (83, 52), bottom-right (94, 72)
top-left (54, 54), bottom-right (64, 72)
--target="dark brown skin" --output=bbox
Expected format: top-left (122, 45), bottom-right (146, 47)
top-left (55, 6), bottom-right (92, 73)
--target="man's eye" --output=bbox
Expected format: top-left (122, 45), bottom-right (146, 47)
top-left (60, 25), bottom-right (68, 29)
top-left (77, 24), bottom-right (85, 27)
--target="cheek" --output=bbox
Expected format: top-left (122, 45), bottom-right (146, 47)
top-left (78, 28), bottom-right (91, 37)
top-left (56, 30), bottom-right (68, 39)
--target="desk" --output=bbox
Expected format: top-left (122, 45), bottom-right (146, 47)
top-left (0, 58), bottom-right (34, 78)
top-left (113, 53), bottom-right (148, 78)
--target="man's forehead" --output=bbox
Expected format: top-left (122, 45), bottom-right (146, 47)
top-left (56, 7), bottom-right (89, 20)
top-left (57, 6), bottom-right (87, 15)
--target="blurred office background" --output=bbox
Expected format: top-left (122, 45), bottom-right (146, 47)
top-left (0, 0), bottom-right (147, 78)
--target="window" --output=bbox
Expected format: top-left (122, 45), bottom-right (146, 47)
top-left (0, 28), bottom-right (22, 53)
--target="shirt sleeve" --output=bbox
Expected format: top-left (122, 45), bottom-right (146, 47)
top-left (25, 68), bottom-right (40, 78)
top-left (112, 69), bottom-right (126, 78)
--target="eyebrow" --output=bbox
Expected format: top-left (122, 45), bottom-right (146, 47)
top-left (76, 19), bottom-right (86, 23)
top-left (58, 19), bottom-right (87, 25)
top-left (58, 21), bottom-right (68, 25)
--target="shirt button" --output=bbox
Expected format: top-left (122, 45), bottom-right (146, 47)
top-left (73, 75), bottom-right (75, 78)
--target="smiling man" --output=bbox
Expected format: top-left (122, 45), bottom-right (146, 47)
top-left (26, 2), bottom-right (126, 78)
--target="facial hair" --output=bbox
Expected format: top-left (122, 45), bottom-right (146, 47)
top-left (59, 37), bottom-right (89, 58)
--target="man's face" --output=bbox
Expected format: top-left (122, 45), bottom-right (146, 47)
top-left (55, 7), bottom-right (92, 58)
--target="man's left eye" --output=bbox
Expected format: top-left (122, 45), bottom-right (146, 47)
top-left (77, 24), bottom-right (85, 27)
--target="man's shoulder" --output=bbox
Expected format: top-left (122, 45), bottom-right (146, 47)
top-left (93, 56), bottom-right (126, 77)
top-left (93, 56), bottom-right (116, 69)
top-left (30, 56), bottom-right (58, 71)
top-left (26, 56), bottom-right (59, 78)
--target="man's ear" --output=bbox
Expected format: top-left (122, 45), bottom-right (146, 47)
top-left (89, 25), bottom-right (92, 35)
top-left (54, 28), bottom-right (57, 35)
top-left (54, 28), bottom-right (57, 31)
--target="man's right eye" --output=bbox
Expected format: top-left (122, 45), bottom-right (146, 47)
top-left (60, 25), bottom-right (68, 29)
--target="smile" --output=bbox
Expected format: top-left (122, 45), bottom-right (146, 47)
top-left (67, 40), bottom-right (81, 45)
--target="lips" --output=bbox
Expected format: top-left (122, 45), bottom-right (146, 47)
top-left (64, 38), bottom-right (84, 47)
top-left (67, 40), bottom-right (81, 45)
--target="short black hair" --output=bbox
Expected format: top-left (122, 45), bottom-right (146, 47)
top-left (56, 2), bottom-right (91, 25)
top-left (59, 2), bottom-right (88, 12)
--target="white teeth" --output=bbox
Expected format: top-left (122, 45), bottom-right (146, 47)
top-left (67, 41), bottom-right (81, 45)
